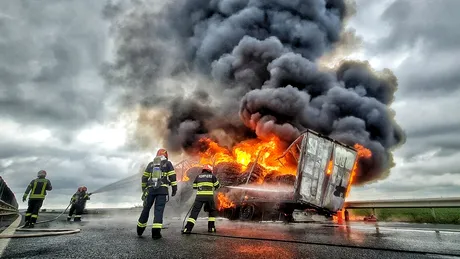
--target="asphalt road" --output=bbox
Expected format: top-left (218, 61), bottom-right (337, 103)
top-left (2, 209), bottom-right (460, 259)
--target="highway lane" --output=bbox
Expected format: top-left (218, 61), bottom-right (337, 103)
top-left (2, 209), bottom-right (460, 259)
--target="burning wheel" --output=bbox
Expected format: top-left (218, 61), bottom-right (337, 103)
top-left (239, 204), bottom-right (255, 221)
top-left (222, 207), bottom-right (239, 220)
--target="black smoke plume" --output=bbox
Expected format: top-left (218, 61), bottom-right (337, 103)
top-left (103, 0), bottom-right (406, 185)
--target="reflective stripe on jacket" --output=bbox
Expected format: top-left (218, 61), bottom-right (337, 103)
top-left (193, 172), bottom-right (220, 196)
top-left (24, 178), bottom-right (52, 200)
top-left (141, 160), bottom-right (177, 195)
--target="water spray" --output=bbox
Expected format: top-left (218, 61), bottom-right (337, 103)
top-left (227, 186), bottom-right (293, 193)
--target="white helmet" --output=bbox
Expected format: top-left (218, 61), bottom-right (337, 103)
top-left (37, 170), bottom-right (47, 178)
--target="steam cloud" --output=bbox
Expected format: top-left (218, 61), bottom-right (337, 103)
top-left (103, 0), bottom-right (406, 185)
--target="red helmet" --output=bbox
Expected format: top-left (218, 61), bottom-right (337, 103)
top-left (202, 164), bottom-right (213, 173)
top-left (156, 148), bottom-right (168, 159)
top-left (78, 186), bottom-right (87, 192)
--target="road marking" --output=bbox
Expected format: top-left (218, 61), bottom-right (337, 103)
top-left (0, 215), bottom-right (21, 257)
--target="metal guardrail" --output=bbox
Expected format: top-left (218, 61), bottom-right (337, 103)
top-left (345, 197), bottom-right (460, 209)
top-left (0, 177), bottom-right (18, 209)
top-left (0, 177), bottom-right (19, 230)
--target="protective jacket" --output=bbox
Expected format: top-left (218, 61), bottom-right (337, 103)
top-left (192, 171), bottom-right (220, 195)
top-left (68, 191), bottom-right (91, 222)
top-left (23, 177), bottom-right (52, 200)
top-left (23, 176), bottom-right (52, 227)
top-left (183, 170), bottom-right (220, 234)
top-left (137, 156), bottom-right (177, 239)
top-left (141, 159), bottom-right (177, 195)
top-left (71, 191), bottom-right (90, 207)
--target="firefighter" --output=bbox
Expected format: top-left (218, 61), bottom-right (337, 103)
top-left (22, 170), bottom-right (52, 228)
top-left (137, 148), bottom-right (177, 239)
top-left (68, 186), bottom-right (92, 222)
top-left (182, 164), bottom-right (220, 234)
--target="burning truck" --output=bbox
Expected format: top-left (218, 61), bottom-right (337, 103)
top-left (177, 129), bottom-right (371, 222)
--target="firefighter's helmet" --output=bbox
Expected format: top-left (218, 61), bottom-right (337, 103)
top-left (80, 186), bottom-right (88, 192)
top-left (202, 164), bottom-right (213, 174)
top-left (156, 148), bottom-right (168, 159)
top-left (37, 170), bottom-right (47, 178)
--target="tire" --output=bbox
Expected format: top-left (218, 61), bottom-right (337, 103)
top-left (239, 204), bottom-right (256, 221)
top-left (223, 207), bottom-right (239, 220)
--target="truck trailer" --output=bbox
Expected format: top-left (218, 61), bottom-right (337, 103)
top-left (215, 129), bottom-right (359, 222)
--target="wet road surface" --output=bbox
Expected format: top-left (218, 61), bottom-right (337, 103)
top-left (2, 209), bottom-right (460, 259)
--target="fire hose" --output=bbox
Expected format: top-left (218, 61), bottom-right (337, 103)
top-left (0, 202), bottom-right (80, 239)
top-left (20, 203), bottom-right (72, 227)
top-left (181, 204), bottom-right (194, 230)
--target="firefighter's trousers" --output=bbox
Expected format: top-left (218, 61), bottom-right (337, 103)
top-left (184, 195), bottom-right (217, 232)
top-left (68, 203), bottom-right (84, 221)
top-left (137, 191), bottom-right (167, 231)
top-left (24, 199), bottom-right (44, 225)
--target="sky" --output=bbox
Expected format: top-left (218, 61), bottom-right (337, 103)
top-left (1, 0), bottom-right (459, 209)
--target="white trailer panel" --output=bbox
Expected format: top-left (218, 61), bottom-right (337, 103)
top-left (295, 130), bottom-right (358, 213)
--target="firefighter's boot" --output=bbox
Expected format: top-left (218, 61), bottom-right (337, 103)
top-left (29, 216), bottom-right (37, 228)
top-left (67, 216), bottom-right (72, 221)
top-left (152, 228), bottom-right (162, 239)
top-left (182, 222), bottom-right (194, 234)
top-left (24, 215), bottom-right (31, 227)
top-left (137, 226), bottom-right (145, 237)
top-left (208, 221), bottom-right (216, 233)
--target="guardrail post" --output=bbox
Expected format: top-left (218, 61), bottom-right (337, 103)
top-left (431, 207), bottom-right (437, 222)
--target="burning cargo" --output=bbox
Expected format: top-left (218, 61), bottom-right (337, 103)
top-left (178, 129), bottom-right (371, 221)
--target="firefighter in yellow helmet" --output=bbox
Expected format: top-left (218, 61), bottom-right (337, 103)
top-left (137, 148), bottom-right (177, 239)
top-left (22, 170), bottom-right (52, 228)
top-left (182, 164), bottom-right (220, 234)
top-left (68, 186), bottom-right (92, 222)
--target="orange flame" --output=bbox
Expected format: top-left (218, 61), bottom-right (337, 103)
top-left (182, 171), bottom-right (190, 182)
top-left (217, 192), bottom-right (236, 211)
top-left (190, 136), bottom-right (372, 204)
top-left (332, 210), bottom-right (363, 222)
top-left (345, 143), bottom-right (372, 198)
top-left (326, 160), bottom-right (333, 175)
top-left (197, 136), bottom-right (297, 181)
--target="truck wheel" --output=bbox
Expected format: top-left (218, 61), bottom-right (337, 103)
top-left (223, 208), bottom-right (238, 220)
top-left (239, 204), bottom-right (255, 221)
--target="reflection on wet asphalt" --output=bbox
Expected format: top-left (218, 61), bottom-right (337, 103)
top-left (2, 210), bottom-right (460, 259)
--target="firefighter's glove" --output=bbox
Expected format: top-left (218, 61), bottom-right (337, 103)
top-left (22, 195), bottom-right (27, 202)
top-left (88, 193), bottom-right (92, 196)
top-left (171, 189), bottom-right (177, 197)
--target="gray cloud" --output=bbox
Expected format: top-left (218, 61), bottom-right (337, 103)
top-left (348, 0), bottom-right (460, 198)
top-left (378, 0), bottom-right (460, 53)
top-left (0, 0), bottom-right (140, 208)
top-left (354, 0), bottom-right (460, 97)
top-left (0, 0), bottom-right (112, 139)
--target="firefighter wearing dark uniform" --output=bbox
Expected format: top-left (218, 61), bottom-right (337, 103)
top-left (137, 148), bottom-right (177, 239)
top-left (22, 170), bottom-right (52, 228)
top-left (68, 186), bottom-right (92, 222)
top-left (183, 164), bottom-right (220, 234)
